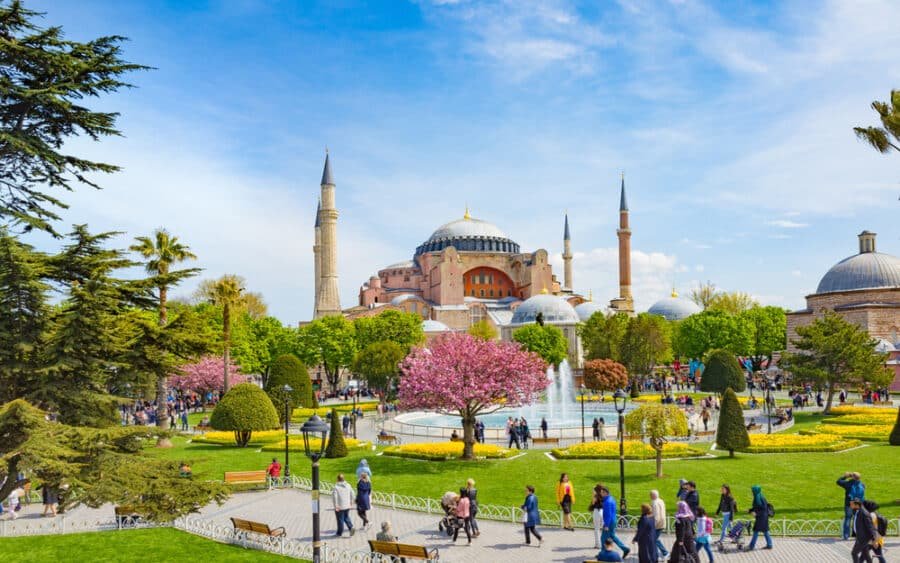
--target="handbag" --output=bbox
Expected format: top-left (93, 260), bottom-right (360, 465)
top-left (561, 493), bottom-right (572, 513)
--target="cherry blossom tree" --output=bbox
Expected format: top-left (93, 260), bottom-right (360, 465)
top-left (169, 356), bottom-right (248, 396)
top-left (399, 332), bottom-right (548, 460)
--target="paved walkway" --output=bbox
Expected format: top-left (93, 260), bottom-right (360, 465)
top-left (5, 488), bottom-right (896, 562)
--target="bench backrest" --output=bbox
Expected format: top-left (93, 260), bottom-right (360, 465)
top-left (115, 506), bottom-right (136, 516)
top-left (369, 540), bottom-right (401, 555)
top-left (224, 470), bottom-right (267, 482)
top-left (396, 544), bottom-right (430, 558)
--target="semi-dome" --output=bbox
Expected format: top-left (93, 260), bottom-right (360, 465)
top-left (510, 293), bottom-right (580, 325)
top-left (422, 319), bottom-right (451, 333)
top-left (390, 293), bottom-right (424, 306)
top-left (815, 231), bottom-right (900, 294)
top-left (574, 300), bottom-right (605, 321)
top-left (874, 338), bottom-right (896, 354)
top-left (648, 291), bottom-right (701, 321)
top-left (415, 212), bottom-right (520, 256)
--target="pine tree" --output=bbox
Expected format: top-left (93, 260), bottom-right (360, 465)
top-left (325, 408), bottom-right (348, 458)
top-left (890, 407), bottom-right (900, 446)
top-left (716, 387), bottom-right (750, 457)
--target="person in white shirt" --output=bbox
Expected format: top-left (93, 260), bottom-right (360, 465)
top-left (332, 474), bottom-right (356, 537)
top-left (650, 490), bottom-right (668, 559)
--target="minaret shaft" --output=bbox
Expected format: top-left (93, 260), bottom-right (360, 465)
top-left (314, 154), bottom-right (341, 318)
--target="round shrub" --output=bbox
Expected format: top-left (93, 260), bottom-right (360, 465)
top-left (583, 358), bottom-right (628, 392)
top-left (701, 349), bottom-right (746, 394)
top-left (210, 383), bottom-right (280, 447)
top-left (265, 354), bottom-right (315, 422)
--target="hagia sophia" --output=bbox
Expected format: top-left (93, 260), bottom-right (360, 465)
top-left (307, 153), bottom-right (900, 389)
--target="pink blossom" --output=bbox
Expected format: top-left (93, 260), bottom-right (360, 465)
top-left (169, 355), bottom-right (248, 394)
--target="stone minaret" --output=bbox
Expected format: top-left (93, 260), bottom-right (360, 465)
top-left (610, 174), bottom-right (635, 315)
top-left (562, 213), bottom-right (573, 292)
top-left (312, 199), bottom-right (321, 318)
top-left (314, 152), bottom-right (342, 318)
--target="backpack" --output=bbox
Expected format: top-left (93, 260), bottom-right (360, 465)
top-left (766, 502), bottom-right (775, 517)
top-left (705, 517), bottom-right (714, 534)
top-left (875, 513), bottom-right (887, 537)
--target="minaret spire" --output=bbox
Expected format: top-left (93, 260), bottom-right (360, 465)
top-left (314, 151), bottom-right (341, 318)
top-left (610, 173), bottom-right (634, 315)
top-left (562, 212), bottom-right (573, 292)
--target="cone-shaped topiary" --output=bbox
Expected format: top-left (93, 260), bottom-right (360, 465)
top-left (265, 354), bottom-right (315, 423)
top-left (716, 387), bottom-right (750, 457)
top-left (701, 349), bottom-right (747, 394)
top-left (324, 408), bottom-right (348, 458)
top-left (210, 383), bottom-right (280, 447)
top-left (890, 407), bottom-right (900, 446)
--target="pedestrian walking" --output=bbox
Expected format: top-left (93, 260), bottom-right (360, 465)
top-left (598, 417), bottom-right (607, 440)
top-left (465, 478), bottom-right (480, 537)
top-left (521, 485), bottom-right (543, 546)
top-left (356, 472), bottom-right (371, 530)
top-left (695, 507), bottom-right (714, 562)
top-left (592, 418), bottom-right (600, 441)
top-left (668, 501), bottom-right (697, 563)
top-left (600, 485), bottom-right (630, 558)
top-left (862, 500), bottom-right (887, 563)
top-left (676, 478), bottom-right (688, 501)
top-left (837, 472), bottom-right (865, 540)
top-left (332, 473), bottom-right (356, 537)
top-left (650, 490), bottom-right (668, 559)
top-left (266, 458), bottom-right (281, 489)
top-left (355, 458), bottom-right (372, 481)
top-left (507, 419), bottom-right (521, 449)
top-left (715, 484), bottom-right (737, 545)
top-left (631, 503), bottom-right (659, 563)
top-left (556, 473), bottom-right (575, 531)
top-left (540, 417), bottom-right (548, 439)
top-left (849, 498), bottom-right (876, 563)
top-left (590, 485), bottom-right (604, 549)
top-left (520, 418), bottom-right (531, 449)
top-left (453, 488), bottom-right (472, 544)
top-left (746, 485), bottom-right (773, 551)
top-left (684, 481), bottom-right (700, 516)
top-left (40, 483), bottom-right (58, 517)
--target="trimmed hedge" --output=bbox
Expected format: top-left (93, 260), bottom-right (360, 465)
top-left (265, 354), bottom-right (316, 423)
top-left (716, 387), bottom-right (750, 456)
top-left (701, 349), bottom-right (746, 394)
top-left (210, 383), bottom-right (280, 447)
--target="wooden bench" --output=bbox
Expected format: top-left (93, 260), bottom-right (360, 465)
top-left (224, 470), bottom-right (268, 487)
top-left (450, 436), bottom-right (462, 442)
top-left (531, 437), bottom-right (560, 446)
top-left (369, 539), bottom-right (439, 561)
top-left (115, 506), bottom-right (144, 528)
top-left (231, 517), bottom-right (285, 537)
top-left (195, 423), bottom-right (211, 432)
top-left (746, 423), bottom-right (761, 431)
top-left (695, 430), bottom-right (715, 437)
top-left (376, 433), bottom-right (401, 445)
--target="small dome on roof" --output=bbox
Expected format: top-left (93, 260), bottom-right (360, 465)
top-left (390, 293), bottom-right (424, 306)
top-left (816, 231), bottom-right (900, 294)
top-left (648, 291), bottom-right (701, 321)
top-left (574, 300), bottom-right (605, 321)
top-left (874, 338), bottom-right (896, 353)
top-left (510, 293), bottom-right (580, 325)
top-left (422, 320), bottom-right (451, 333)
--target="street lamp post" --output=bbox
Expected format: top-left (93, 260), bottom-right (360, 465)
top-left (765, 377), bottom-right (773, 435)
top-left (613, 389), bottom-right (628, 516)
top-left (282, 384), bottom-right (293, 477)
top-left (579, 385), bottom-right (587, 443)
top-left (300, 414), bottom-right (329, 563)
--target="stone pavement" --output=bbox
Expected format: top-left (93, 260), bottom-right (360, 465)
top-left (3, 487), bottom-right (896, 562)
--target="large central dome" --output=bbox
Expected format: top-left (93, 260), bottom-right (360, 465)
top-left (415, 214), bottom-right (521, 256)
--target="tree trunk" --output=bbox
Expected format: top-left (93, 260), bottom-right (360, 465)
top-left (655, 448), bottom-right (663, 478)
top-left (155, 284), bottom-right (172, 446)
top-left (223, 347), bottom-right (231, 393)
top-left (729, 449), bottom-right (734, 458)
top-left (223, 303), bottom-right (232, 392)
top-left (823, 381), bottom-right (836, 414)
top-left (461, 412), bottom-right (476, 460)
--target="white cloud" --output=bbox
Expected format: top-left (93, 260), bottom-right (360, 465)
top-left (766, 219), bottom-right (808, 229)
top-left (791, 270), bottom-right (802, 277)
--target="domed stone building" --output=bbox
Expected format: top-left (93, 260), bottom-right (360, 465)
top-left (647, 290), bottom-right (701, 321)
top-left (499, 291), bottom-right (584, 367)
top-left (787, 231), bottom-right (900, 389)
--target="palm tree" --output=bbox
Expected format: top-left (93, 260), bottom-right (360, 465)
top-left (130, 229), bottom-right (199, 430)
top-left (210, 275), bottom-right (245, 392)
top-left (854, 89), bottom-right (900, 154)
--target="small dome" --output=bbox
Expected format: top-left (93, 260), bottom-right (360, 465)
top-left (422, 320), bottom-right (451, 333)
top-left (510, 294), bottom-right (580, 325)
top-left (816, 252), bottom-right (900, 294)
top-left (574, 300), bottom-right (605, 321)
top-left (390, 293), bottom-right (424, 306)
top-left (874, 338), bottom-right (896, 353)
top-left (648, 293), bottom-right (701, 321)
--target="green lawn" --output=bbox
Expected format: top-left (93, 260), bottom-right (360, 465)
top-left (0, 528), bottom-right (301, 562)
top-left (148, 425), bottom-right (900, 521)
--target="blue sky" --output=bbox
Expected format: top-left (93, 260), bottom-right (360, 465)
top-left (33, 0), bottom-right (900, 323)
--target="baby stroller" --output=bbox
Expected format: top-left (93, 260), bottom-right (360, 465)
top-left (716, 520), bottom-right (748, 553)
top-left (438, 491), bottom-right (460, 537)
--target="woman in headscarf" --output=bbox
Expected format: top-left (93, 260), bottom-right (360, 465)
top-left (746, 485), bottom-right (773, 550)
top-left (668, 500), bottom-right (697, 562)
top-left (631, 503), bottom-right (658, 563)
top-left (355, 459), bottom-right (372, 480)
top-left (356, 472), bottom-right (372, 530)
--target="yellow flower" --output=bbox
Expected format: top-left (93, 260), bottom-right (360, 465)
top-left (815, 424), bottom-right (891, 440)
top-left (383, 442), bottom-right (513, 460)
top-left (742, 432), bottom-right (860, 452)
top-left (826, 413), bottom-right (894, 426)
top-left (553, 440), bottom-right (704, 459)
top-left (828, 406), bottom-right (895, 416)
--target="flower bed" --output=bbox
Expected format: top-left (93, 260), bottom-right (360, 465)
top-left (826, 406), bottom-right (896, 416)
top-left (292, 402), bottom-right (380, 420)
top-left (738, 433), bottom-right (861, 453)
top-left (823, 413), bottom-right (895, 426)
top-left (259, 437), bottom-right (368, 452)
top-left (382, 442), bottom-right (515, 461)
top-left (804, 424), bottom-right (891, 441)
top-left (552, 440), bottom-right (705, 460)
top-left (192, 430), bottom-right (284, 446)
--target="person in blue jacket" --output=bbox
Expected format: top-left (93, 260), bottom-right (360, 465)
top-left (836, 472), bottom-right (865, 540)
top-left (521, 485), bottom-right (543, 546)
top-left (600, 485), bottom-right (630, 558)
top-left (596, 538), bottom-right (624, 562)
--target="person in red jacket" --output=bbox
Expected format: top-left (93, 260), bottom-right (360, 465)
top-left (267, 458), bottom-right (282, 489)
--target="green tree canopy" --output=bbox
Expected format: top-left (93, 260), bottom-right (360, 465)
top-left (265, 354), bottom-right (315, 423)
top-left (690, 282), bottom-right (718, 310)
top-left (716, 387), bottom-right (750, 457)
top-left (624, 404), bottom-right (688, 477)
top-left (700, 349), bottom-right (746, 394)
top-left (352, 341), bottom-right (405, 398)
top-left (709, 291), bottom-right (758, 316)
top-left (210, 383), bottom-right (280, 446)
top-left (0, 399), bottom-right (228, 521)
top-left (578, 312), bottom-right (628, 361)
top-left (621, 313), bottom-right (672, 378)
top-left (854, 89), bottom-right (900, 154)
top-left (354, 310), bottom-right (424, 352)
top-left (0, 1), bottom-right (148, 234)
top-left (324, 408), bottom-right (348, 458)
top-left (674, 310), bottom-right (752, 358)
top-left (739, 305), bottom-right (787, 371)
top-left (467, 319), bottom-right (498, 341)
top-left (512, 323), bottom-right (568, 366)
top-left (782, 311), bottom-right (893, 414)
top-left (300, 315), bottom-right (357, 393)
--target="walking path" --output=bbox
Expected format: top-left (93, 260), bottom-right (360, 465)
top-left (4, 487), bottom-right (896, 562)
